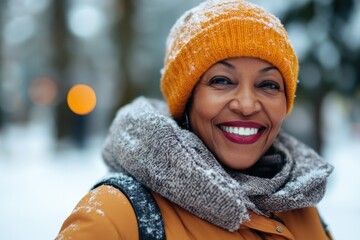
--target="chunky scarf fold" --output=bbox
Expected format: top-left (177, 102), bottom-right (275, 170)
top-left (102, 97), bottom-right (333, 232)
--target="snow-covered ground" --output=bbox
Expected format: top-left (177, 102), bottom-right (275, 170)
top-left (0, 122), bottom-right (107, 240)
top-left (0, 120), bottom-right (359, 239)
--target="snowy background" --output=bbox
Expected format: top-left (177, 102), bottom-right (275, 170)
top-left (0, 120), bottom-right (108, 240)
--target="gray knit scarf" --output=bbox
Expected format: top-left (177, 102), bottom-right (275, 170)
top-left (102, 97), bottom-right (333, 232)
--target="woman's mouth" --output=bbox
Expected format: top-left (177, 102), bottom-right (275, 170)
top-left (217, 122), bottom-right (265, 144)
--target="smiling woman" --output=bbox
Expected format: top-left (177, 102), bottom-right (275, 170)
top-left (57, 1), bottom-right (334, 239)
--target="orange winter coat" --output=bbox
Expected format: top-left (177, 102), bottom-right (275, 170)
top-left (57, 185), bottom-right (332, 240)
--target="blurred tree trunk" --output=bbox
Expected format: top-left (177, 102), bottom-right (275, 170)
top-left (50, 0), bottom-right (69, 139)
top-left (50, 0), bottom-right (89, 147)
top-left (313, 88), bottom-right (327, 153)
top-left (112, 0), bottom-right (139, 113)
top-left (0, 0), bottom-right (6, 129)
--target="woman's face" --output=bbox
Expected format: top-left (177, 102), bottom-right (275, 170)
top-left (189, 57), bottom-right (287, 169)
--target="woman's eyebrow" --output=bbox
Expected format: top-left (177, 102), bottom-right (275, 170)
top-left (218, 61), bottom-right (235, 69)
top-left (259, 66), bottom-right (279, 73)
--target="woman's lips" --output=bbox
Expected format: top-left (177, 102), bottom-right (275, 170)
top-left (217, 121), bottom-right (265, 144)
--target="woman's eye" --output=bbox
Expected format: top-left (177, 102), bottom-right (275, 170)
top-left (209, 77), bottom-right (232, 85)
top-left (259, 80), bottom-right (281, 91)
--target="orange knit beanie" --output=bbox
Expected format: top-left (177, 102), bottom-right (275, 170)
top-left (160, 0), bottom-right (299, 120)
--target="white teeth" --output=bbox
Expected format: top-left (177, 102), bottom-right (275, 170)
top-left (220, 126), bottom-right (259, 136)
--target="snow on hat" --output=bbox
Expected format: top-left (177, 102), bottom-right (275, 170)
top-left (160, 0), bottom-right (299, 120)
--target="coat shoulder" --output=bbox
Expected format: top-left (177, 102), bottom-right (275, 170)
top-left (56, 185), bottom-right (138, 240)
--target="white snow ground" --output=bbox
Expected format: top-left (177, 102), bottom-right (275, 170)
top-left (0, 121), bottom-right (359, 240)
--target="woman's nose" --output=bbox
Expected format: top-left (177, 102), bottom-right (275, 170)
top-left (228, 87), bottom-right (261, 116)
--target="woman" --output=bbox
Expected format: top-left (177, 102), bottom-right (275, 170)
top-left (57, 1), bottom-right (334, 239)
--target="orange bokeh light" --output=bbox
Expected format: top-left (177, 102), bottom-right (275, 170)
top-left (67, 84), bottom-right (96, 115)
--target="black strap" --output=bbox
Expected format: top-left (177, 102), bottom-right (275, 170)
top-left (318, 213), bottom-right (333, 240)
top-left (93, 172), bottom-right (166, 240)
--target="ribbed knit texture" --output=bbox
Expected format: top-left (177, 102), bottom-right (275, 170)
top-left (102, 97), bottom-right (333, 232)
top-left (160, 0), bottom-right (299, 120)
